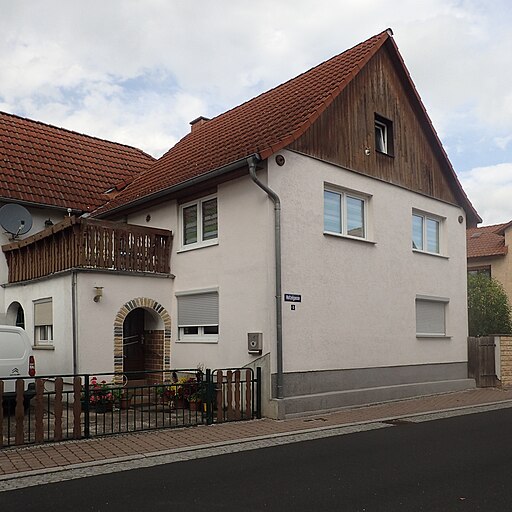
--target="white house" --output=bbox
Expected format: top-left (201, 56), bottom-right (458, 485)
top-left (0, 29), bottom-right (480, 418)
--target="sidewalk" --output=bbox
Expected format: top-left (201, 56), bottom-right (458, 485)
top-left (2, 386), bottom-right (512, 483)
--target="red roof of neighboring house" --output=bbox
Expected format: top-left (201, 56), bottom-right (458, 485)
top-left (467, 223), bottom-right (510, 259)
top-left (0, 112), bottom-right (155, 212)
top-left (97, 30), bottom-right (392, 214)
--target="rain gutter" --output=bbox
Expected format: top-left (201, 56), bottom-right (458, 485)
top-left (95, 156), bottom-right (258, 219)
top-left (71, 270), bottom-right (78, 374)
top-left (247, 155), bottom-right (283, 400)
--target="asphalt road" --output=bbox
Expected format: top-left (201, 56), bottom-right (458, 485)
top-left (4, 407), bottom-right (512, 511)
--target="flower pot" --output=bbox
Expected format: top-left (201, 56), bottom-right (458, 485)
top-left (94, 402), bottom-right (113, 413)
top-left (174, 397), bottom-right (187, 409)
top-left (189, 400), bottom-right (202, 412)
top-left (120, 397), bottom-right (131, 410)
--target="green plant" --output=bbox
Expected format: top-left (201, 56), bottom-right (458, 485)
top-left (157, 385), bottom-right (176, 401)
top-left (176, 376), bottom-right (197, 399)
top-left (188, 391), bottom-right (203, 403)
top-left (468, 273), bottom-right (512, 336)
top-left (112, 388), bottom-right (131, 401)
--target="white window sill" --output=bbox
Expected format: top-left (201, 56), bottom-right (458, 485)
top-left (416, 335), bottom-right (451, 339)
top-left (324, 232), bottom-right (376, 245)
top-left (177, 240), bottom-right (218, 253)
top-left (176, 338), bottom-right (218, 344)
top-left (412, 249), bottom-right (448, 259)
top-left (33, 344), bottom-right (55, 350)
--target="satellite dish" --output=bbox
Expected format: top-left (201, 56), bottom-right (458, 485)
top-left (0, 204), bottom-right (33, 237)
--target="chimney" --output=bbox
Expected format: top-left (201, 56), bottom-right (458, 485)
top-left (190, 116), bottom-right (210, 133)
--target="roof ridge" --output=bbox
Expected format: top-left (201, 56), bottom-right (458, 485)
top-left (469, 222), bottom-right (509, 231)
top-left (0, 110), bottom-right (156, 160)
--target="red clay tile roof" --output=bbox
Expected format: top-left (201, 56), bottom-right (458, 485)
top-left (467, 223), bottom-right (510, 259)
top-left (97, 30), bottom-right (392, 215)
top-left (96, 29), bottom-right (479, 225)
top-left (0, 112), bottom-right (155, 212)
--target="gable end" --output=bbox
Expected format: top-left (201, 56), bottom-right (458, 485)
top-left (289, 42), bottom-right (475, 221)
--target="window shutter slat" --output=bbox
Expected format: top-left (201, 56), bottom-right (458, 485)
top-left (34, 300), bottom-right (53, 326)
top-left (416, 300), bottom-right (445, 335)
top-left (178, 292), bottom-right (218, 326)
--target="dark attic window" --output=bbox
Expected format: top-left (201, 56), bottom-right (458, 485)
top-left (374, 114), bottom-right (394, 156)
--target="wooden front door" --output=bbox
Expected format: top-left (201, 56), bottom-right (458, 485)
top-left (123, 308), bottom-right (145, 380)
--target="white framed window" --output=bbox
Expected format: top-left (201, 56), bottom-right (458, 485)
top-left (34, 298), bottom-right (53, 345)
top-left (35, 325), bottom-right (53, 343)
top-left (375, 120), bottom-right (387, 153)
top-left (324, 187), bottom-right (367, 239)
top-left (179, 194), bottom-right (218, 250)
top-left (412, 211), bottom-right (441, 254)
top-left (415, 296), bottom-right (448, 337)
top-left (375, 114), bottom-right (393, 156)
top-left (177, 291), bottom-right (219, 343)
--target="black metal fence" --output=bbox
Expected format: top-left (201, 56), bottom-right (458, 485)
top-left (0, 367), bottom-right (261, 448)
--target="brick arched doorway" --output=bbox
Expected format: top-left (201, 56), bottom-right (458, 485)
top-left (113, 298), bottom-right (171, 382)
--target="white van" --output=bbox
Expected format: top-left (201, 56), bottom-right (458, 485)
top-left (0, 325), bottom-right (36, 405)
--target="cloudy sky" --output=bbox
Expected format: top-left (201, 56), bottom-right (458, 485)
top-left (1, 0), bottom-right (512, 225)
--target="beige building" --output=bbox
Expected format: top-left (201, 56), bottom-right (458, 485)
top-left (467, 222), bottom-right (512, 304)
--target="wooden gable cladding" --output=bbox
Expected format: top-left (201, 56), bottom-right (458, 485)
top-left (289, 43), bottom-right (458, 206)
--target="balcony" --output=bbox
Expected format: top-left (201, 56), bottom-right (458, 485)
top-left (2, 216), bottom-right (172, 284)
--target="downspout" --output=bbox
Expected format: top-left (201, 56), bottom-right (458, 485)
top-left (247, 155), bottom-right (283, 399)
top-left (71, 270), bottom-right (78, 374)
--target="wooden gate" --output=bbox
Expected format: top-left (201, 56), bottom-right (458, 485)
top-left (468, 336), bottom-right (498, 387)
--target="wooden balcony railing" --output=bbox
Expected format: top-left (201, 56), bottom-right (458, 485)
top-left (2, 216), bottom-right (172, 283)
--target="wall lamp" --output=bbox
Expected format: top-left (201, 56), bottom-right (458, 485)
top-left (93, 287), bottom-right (103, 303)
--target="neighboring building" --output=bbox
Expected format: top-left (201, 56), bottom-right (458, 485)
top-left (467, 222), bottom-right (512, 303)
top-left (0, 111), bottom-right (155, 375)
top-left (0, 29), bottom-right (480, 418)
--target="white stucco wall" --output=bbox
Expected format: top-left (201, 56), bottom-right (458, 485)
top-left (3, 271), bottom-right (174, 377)
top-left (128, 173), bottom-right (275, 371)
top-left (267, 150), bottom-right (469, 373)
top-left (3, 273), bottom-right (73, 375)
top-left (74, 272), bottom-right (173, 374)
